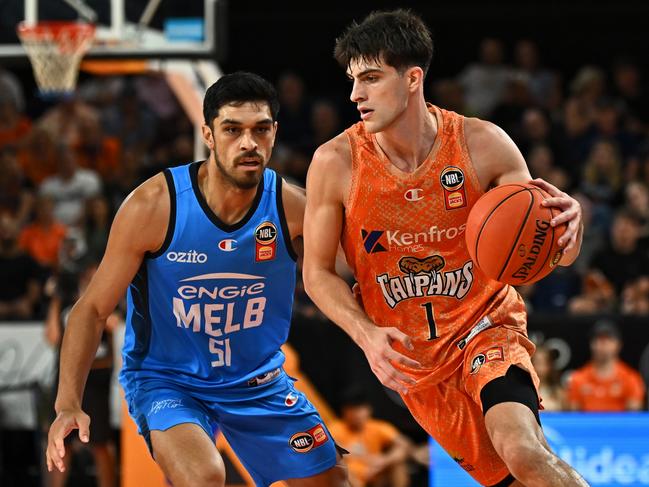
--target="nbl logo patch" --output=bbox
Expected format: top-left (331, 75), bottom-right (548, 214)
top-left (255, 221), bottom-right (277, 262)
top-left (361, 229), bottom-right (387, 254)
top-left (440, 166), bottom-right (467, 210)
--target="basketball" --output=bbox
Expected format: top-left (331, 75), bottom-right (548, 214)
top-left (465, 184), bottom-right (567, 285)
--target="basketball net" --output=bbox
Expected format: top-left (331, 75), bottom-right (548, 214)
top-left (17, 21), bottom-right (95, 96)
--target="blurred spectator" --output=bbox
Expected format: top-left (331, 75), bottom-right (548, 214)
top-left (570, 193), bottom-right (606, 275)
top-left (103, 81), bottom-right (157, 151)
top-left (612, 57), bottom-right (649, 131)
top-left (38, 95), bottom-right (101, 146)
top-left (276, 71), bottom-right (313, 147)
top-left (0, 145), bottom-right (35, 226)
top-left (589, 209), bottom-right (649, 296)
top-left (311, 99), bottom-right (342, 148)
top-left (624, 181), bottom-right (649, 238)
top-left (0, 97), bottom-right (31, 149)
top-left (556, 98), bottom-right (597, 179)
top-left (45, 260), bottom-right (117, 487)
top-left (0, 213), bottom-right (43, 320)
top-left (519, 108), bottom-right (558, 158)
top-left (490, 76), bottom-right (532, 141)
top-left (570, 66), bottom-right (606, 115)
top-left (330, 390), bottom-right (410, 487)
top-left (458, 38), bottom-right (511, 117)
top-left (581, 139), bottom-right (624, 210)
top-left (82, 196), bottom-right (111, 262)
top-left (430, 79), bottom-right (469, 115)
top-left (514, 40), bottom-right (561, 111)
top-left (0, 68), bottom-right (25, 113)
top-left (73, 117), bottom-right (122, 181)
top-left (18, 196), bottom-right (67, 270)
top-left (17, 127), bottom-right (59, 185)
top-left (532, 345), bottom-right (565, 411)
top-left (566, 320), bottom-right (645, 411)
top-left (40, 144), bottom-right (102, 227)
top-left (527, 144), bottom-right (555, 181)
top-left (620, 276), bottom-right (649, 315)
top-left (592, 98), bottom-right (639, 159)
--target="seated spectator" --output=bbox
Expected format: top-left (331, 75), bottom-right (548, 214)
top-left (0, 98), bottom-right (31, 149)
top-left (566, 320), bottom-right (645, 411)
top-left (513, 39), bottom-right (561, 111)
top-left (612, 57), bottom-right (649, 132)
top-left (73, 117), bottom-right (121, 182)
top-left (17, 127), bottom-right (59, 185)
top-left (38, 95), bottom-right (100, 146)
top-left (458, 38), bottom-right (511, 118)
top-left (82, 196), bottom-right (111, 261)
top-left (531, 345), bottom-right (565, 411)
top-left (330, 390), bottom-right (410, 487)
top-left (580, 139), bottom-right (624, 225)
top-left (0, 213), bottom-right (43, 320)
top-left (624, 181), bottom-right (649, 239)
top-left (18, 196), bottom-right (68, 269)
top-left (0, 145), bottom-right (35, 226)
top-left (39, 144), bottom-right (102, 227)
top-left (276, 71), bottom-right (313, 148)
top-left (430, 78), bottom-right (470, 116)
top-left (589, 209), bottom-right (649, 296)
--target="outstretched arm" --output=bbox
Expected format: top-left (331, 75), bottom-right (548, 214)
top-left (303, 139), bottom-right (420, 394)
top-left (47, 173), bottom-right (169, 473)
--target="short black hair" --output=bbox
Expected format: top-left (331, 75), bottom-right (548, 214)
top-left (334, 9), bottom-right (433, 76)
top-left (203, 71), bottom-right (279, 126)
top-left (339, 387), bottom-right (370, 408)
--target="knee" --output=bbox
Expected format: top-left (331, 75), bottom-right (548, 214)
top-left (499, 442), bottom-right (548, 478)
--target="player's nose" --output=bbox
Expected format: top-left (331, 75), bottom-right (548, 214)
top-left (239, 130), bottom-right (258, 151)
top-left (350, 79), bottom-right (366, 103)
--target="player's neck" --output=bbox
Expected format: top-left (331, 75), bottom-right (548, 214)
top-left (374, 99), bottom-right (437, 173)
top-left (200, 158), bottom-right (260, 225)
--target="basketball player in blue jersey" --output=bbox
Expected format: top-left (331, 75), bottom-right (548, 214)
top-left (45, 72), bottom-right (349, 487)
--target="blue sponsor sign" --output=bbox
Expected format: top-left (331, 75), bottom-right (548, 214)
top-left (430, 413), bottom-right (649, 487)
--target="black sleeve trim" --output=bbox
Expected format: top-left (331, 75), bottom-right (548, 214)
top-left (276, 176), bottom-right (298, 262)
top-left (147, 169), bottom-right (176, 259)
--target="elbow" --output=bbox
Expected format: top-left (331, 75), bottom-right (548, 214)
top-left (302, 265), bottom-right (317, 300)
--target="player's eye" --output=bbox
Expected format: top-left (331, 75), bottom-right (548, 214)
top-left (224, 127), bottom-right (240, 134)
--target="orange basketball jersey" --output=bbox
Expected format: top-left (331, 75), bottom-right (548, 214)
top-left (341, 105), bottom-right (527, 390)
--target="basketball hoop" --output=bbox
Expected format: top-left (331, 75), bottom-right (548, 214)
top-left (17, 21), bottom-right (95, 97)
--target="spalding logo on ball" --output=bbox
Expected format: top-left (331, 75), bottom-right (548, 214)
top-left (465, 183), bottom-right (567, 285)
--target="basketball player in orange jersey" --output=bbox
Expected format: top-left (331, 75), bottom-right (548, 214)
top-left (303, 10), bottom-right (588, 487)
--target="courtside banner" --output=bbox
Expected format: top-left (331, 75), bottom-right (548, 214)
top-left (430, 413), bottom-right (649, 486)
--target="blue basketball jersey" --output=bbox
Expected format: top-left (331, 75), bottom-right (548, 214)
top-left (120, 162), bottom-right (297, 394)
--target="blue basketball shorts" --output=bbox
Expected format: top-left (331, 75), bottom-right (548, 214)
top-left (124, 370), bottom-right (337, 486)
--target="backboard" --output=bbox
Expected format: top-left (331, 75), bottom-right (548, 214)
top-left (0, 0), bottom-right (220, 59)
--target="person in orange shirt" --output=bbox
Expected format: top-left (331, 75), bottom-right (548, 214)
top-left (566, 320), bottom-right (645, 411)
top-left (303, 10), bottom-right (588, 487)
top-left (330, 390), bottom-right (410, 487)
top-left (18, 196), bottom-right (68, 269)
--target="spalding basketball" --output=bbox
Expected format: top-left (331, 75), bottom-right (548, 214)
top-left (465, 184), bottom-right (566, 285)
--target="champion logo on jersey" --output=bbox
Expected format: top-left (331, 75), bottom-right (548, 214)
top-left (285, 392), bottom-right (298, 407)
top-left (404, 188), bottom-right (424, 201)
top-left (218, 239), bottom-right (237, 252)
top-left (361, 229), bottom-right (387, 254)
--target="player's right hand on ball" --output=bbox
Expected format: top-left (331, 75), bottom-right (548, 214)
top-left (46, 408), bottom-right (91, 472)
top-left (360, 326), bottom-right (421, 395)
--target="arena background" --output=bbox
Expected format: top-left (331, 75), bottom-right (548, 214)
top-left (1, 1), bottom-right (649, 486)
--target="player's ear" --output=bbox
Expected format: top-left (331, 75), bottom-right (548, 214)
top-left (201, 124), bottom-right (215, 151)
top-left (407, 66), bottom-right (424, 93)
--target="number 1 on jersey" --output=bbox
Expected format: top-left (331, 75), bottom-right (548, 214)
top-left (421, 302), bottom-right (438, 340)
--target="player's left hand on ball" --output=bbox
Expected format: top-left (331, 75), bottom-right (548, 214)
top-left (529, 178), bottom-right (582, 251)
